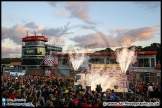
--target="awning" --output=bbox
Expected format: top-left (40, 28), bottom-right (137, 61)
top-left (156, 65), bottom-right (161, 69)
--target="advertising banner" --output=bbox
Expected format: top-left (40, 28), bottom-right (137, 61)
top-left (91, 64), bottom-right (121, 71)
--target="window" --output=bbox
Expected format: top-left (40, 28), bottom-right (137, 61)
top-left (75, 75), bottom-right (81, 82)
top-left (138, 58), bottom-right (143, 67)
top-left (22, 59), bottom-right (43, 65)
top-left (100, 59), bottom-right (105, 64)
top-left (143, 58), bottom-right (149, 67)
top-left (45, 50), bottom-right (50, 55)
top-left (22, 42), bottom-right (25, 46)
top-left (151, 58), bottom-right (155, 67)
top-left (137, 58), bottom-right (150, 67)
top-left (58, 57), bottom-right (70, 66)
top-left (110, 58), bottom-right (117, 64)
top-left (106, 58), bottom-right (110, 64)
top-left (22, 48), bottom-right (45, 55)
top-left (25, 41), bottom-right (45, 46)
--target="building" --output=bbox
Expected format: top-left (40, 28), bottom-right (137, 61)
top-left (21, 33), bottom-right (62, 75)
top-left (2, 62), bottom-right (23, 74)
top-left (50, 51), bottom-right (161, 83)
top-left (21, 35), bottom-right (161, 83)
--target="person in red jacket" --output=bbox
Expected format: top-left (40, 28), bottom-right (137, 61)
top-left (6, 88), bottom-right (16, 99)
top-left (82, 98), bottom-right (88, 107)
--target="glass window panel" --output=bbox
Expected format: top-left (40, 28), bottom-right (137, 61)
top-left (22, 59), bottom-right (43, 65)
top-left (22, 42), bottom-right (25, 46)
top-left (144, 58), bottom-right (149, 67)
top-left (100, 59), bottom-right (104, 64)
top-left (24, 41), bottom-right (45, 46)
top-left (110, 58), bottom-right (117, 64)
top-left (151, 58), bottom-right (155, 67)
top-left (22, 48), bottom-right (45, 55)
top-left (138, 58), bottom-right (143, 67)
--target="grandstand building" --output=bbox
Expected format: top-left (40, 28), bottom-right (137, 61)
top-left (21, 34), bottom-right (161, 83)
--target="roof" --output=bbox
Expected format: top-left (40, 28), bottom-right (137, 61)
top-left (10, 62), bottom-right (21, 65)
top-left (22, 36), bottom-right (48, 42)
top-left (52, 51), bottom-right (157, 56)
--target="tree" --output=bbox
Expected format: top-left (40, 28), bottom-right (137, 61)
top-left (95, 48), bottom-right (114, 52)
top-left (1, 58), bottom-right (21, 64)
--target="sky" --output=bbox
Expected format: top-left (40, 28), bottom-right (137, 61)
top-left (2, 1), bottom-right (161, 58)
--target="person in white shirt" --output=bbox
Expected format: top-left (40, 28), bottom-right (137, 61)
top-left (147, 83), bottom-right (154, 98)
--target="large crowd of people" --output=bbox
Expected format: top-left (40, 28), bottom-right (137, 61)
top-left (1, 74), bottom-right (161, 107)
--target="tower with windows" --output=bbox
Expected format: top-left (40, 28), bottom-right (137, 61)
top-left (22, 33), bottom-right (48, 66)
top-left (22, 32), bottom-right (48, 75)
top-left (21, 32), bottom-right (62, 75)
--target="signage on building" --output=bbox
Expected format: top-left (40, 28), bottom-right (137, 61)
top-left (91, 64), bottom-right (121, 70)
top-left (44, 56), bottom-right (58, 66)
top-left (22, 36), bottom-right (48, 42)
top-left (46, 46), bottom-right (62, 51)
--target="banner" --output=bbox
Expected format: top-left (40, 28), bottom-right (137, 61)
top-left (91, 64), bottom-right (121, 70)
top-left (44, 56), bottom-right (58, 66)
top-left (45, 70), bottom-right (52, 77)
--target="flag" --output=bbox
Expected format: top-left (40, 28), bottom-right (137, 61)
top-left (54, 56), bottom-right (58, 66)
top-left (45, 70), bottom-right (52, 77)
top-left (44, 56), bottom-right (54, 66)
top-left (50, 70), bottom-right (52, 77)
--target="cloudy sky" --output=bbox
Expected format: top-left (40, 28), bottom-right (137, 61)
top-left (2, 1), bottom-right (161, 58)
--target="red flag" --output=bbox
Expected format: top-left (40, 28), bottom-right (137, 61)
top-left (50, 70), bottom-right (52, 77)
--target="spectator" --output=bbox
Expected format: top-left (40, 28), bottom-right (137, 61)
top-left (109, 93), bottom-right (115, 102)
top-left (1, 74), bottom-right (160, 107)
top-left (153, 83), bottom-right (159, 99)
top-left (64, 100), bottom-right (69, 107)
top-left (147, 83), bottom-right (154, 98)
top-left (82, 98), bottom-right (88, 107)
top-left (46, 100), bottom-right (54, 107)
top-left (93, 98), bottom-right (101, 107)
top-left (26, 96), bottom-right (35, 107)
top-left (6, 88), bottom-right (16, 99)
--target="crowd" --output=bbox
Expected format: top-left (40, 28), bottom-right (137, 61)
top-left (129, 81), bottom-right (161, 98)
top-left (1, 74), bottom-right (161, 107)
